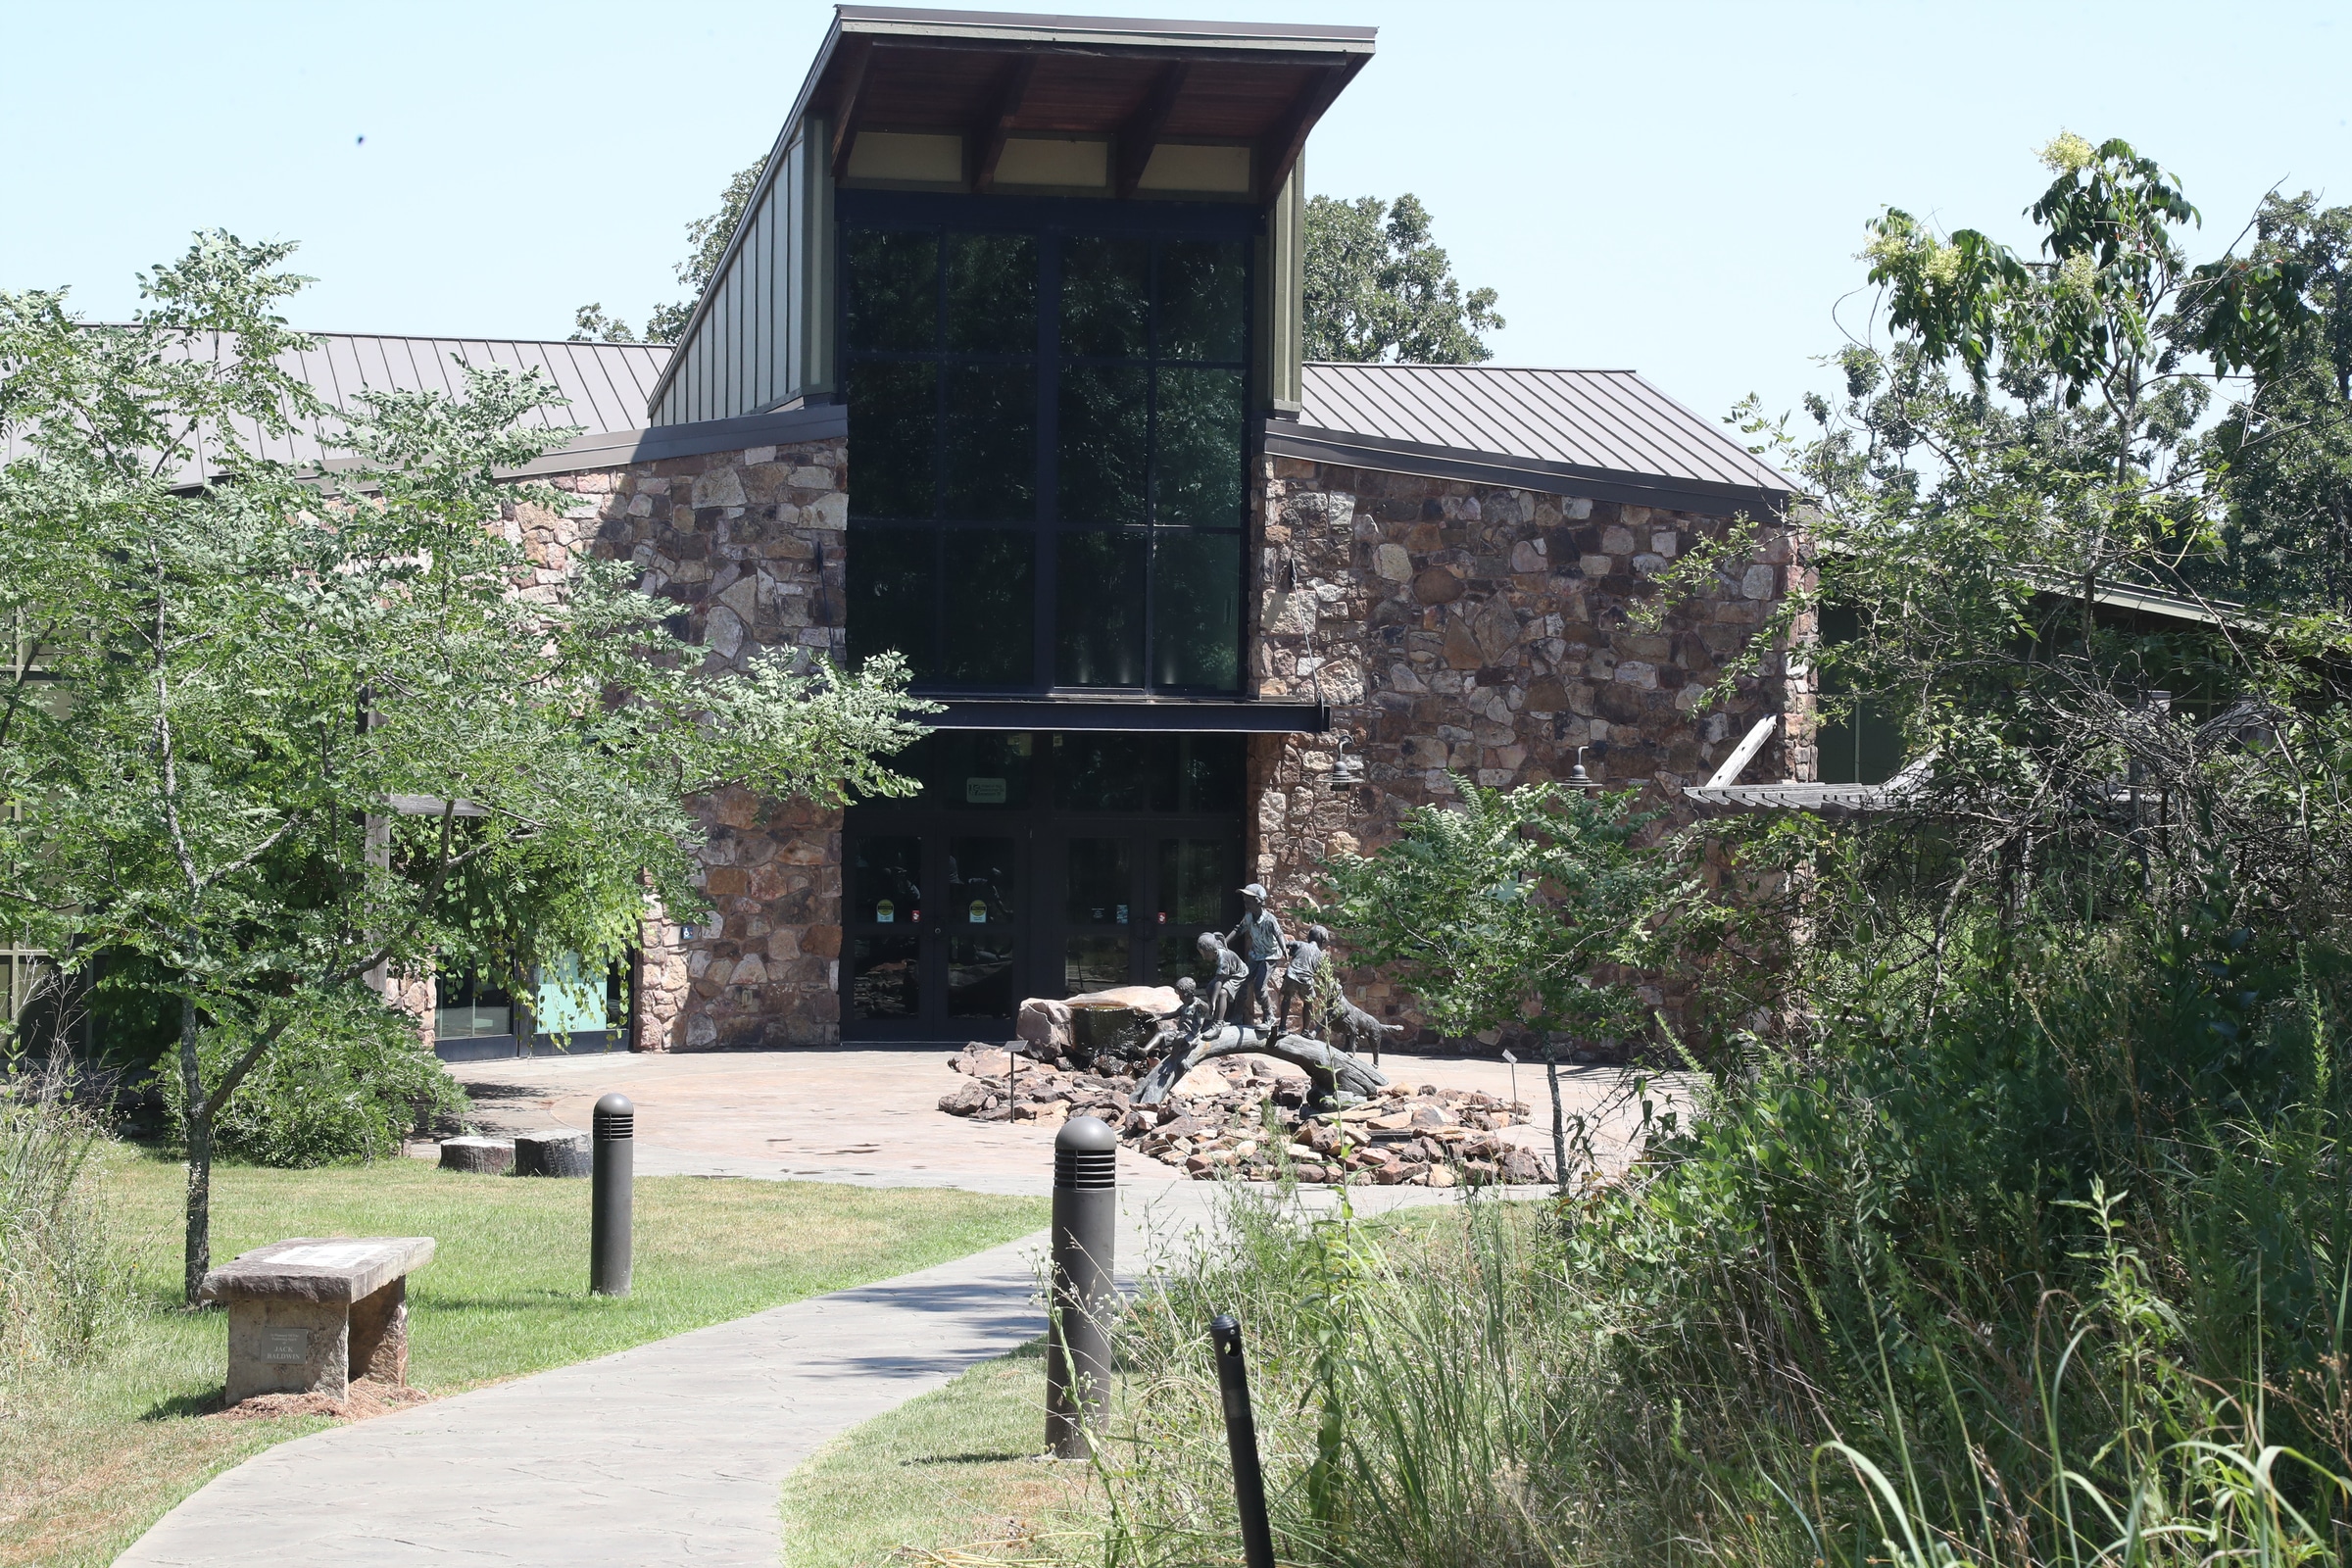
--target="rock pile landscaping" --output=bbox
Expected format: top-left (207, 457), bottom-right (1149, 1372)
top-left (937, 1045), bottom-right (1553, 1186)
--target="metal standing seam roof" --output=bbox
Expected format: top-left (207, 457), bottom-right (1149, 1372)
top-left (1296, 363), bottom-right (1796, 499)
top-left (226, 333), bottom-right (672, 470)
top-left (1, 331), bottom-right (674, 483)
top-left (10, 330), bottom-right (1796, 504)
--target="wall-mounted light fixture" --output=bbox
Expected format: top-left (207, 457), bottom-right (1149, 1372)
top-left (1328, 734), bottom-right (1365, 791)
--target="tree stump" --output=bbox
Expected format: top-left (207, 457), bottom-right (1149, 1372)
top-left (437, 1136), bottom-right (514, 1175)
top-left (514, 1129), bottom-right (591, 1178)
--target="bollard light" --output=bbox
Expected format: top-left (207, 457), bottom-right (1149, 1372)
top-left (1046, 1115), bottom-right (1117, 1459)
top-left (1209, 1314), bottom-right (1276, 1568)
top-left (591, 1093), bottom-right (634, 1297)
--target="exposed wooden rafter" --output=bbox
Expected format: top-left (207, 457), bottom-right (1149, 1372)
top-left (970, 55), bottom-right (1039, 193)
top-left (1111, 62), bottom-right (1191, 198)
top-left (827, 37), bottom-right (877, 181)
top-left (1253, 60), bottom-right (1361, 202)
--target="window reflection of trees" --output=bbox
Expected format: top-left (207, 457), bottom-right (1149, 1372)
top-left (843, 218), bottom-right (1247, 694)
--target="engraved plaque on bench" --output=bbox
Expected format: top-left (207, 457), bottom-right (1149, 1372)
top-left (263, 1326), bottom-right (310, 1362)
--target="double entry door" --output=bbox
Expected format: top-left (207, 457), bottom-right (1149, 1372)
top-left (843, 815), bottom-right (1239, 1039)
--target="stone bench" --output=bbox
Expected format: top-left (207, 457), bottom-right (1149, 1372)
top-left (201, 1236), bottom-right (435, 1403)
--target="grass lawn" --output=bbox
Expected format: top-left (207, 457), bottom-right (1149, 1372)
top-left (2, 1142), bottom-right (1048, 1568)
top-left (781, 1340), bottom-right (1109, 1568)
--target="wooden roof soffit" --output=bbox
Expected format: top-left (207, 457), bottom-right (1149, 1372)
top-left (971, 55), bottom-right (1040, 193)
top-left (828, 36), bottom-right (878, 181)
top-left (1255, 59), bottom-right (1364, 202)
top-left (1112, 62), bottom-right (1192, 198)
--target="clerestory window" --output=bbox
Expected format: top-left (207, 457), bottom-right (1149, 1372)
top-left (841, 196), bottom-right (1250, 695)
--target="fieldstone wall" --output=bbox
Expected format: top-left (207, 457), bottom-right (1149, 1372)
top-left (1248, 454), bottom-right (1814, 1042)
top-left (504, 436), bottom-right (851, 1051)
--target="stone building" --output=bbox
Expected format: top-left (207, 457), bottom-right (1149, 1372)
top-left (160, 7), bottom-right (1809, 1055)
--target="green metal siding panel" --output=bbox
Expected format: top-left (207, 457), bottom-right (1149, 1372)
top-left (1255, 159), bottom-right (1304, 415)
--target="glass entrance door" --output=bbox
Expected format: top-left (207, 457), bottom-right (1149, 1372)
top-left (841, 730), bottom-right (1244, 1039)
top-left (847, 829), bottom-right (1024, 1036)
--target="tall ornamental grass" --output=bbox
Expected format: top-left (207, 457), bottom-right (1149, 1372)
top-left (0, 1055), bottom-right (129, 1399)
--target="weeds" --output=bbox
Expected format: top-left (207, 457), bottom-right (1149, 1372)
top-left (0, 1054), bottom-right (130, 1403)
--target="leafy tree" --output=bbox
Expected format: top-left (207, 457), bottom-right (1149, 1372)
top-left (1788, 133), bottom-right (2346, 1018)
top-left (1303, 193), bottom-right (1502, 364)
top-left (2195, 193), bottom-right (2352, 611)
top-left (0, 232), bottom-right (925, 1301)
top-left (1802, 134), bottom-right (2328, 778)
top-left (1314, 779), bottom-right (1692, 1190)
top-left (571, 156), bottom-right (769, 345)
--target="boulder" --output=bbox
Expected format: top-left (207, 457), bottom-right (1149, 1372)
top-left (1015, 997), bottom-right (1072, 1055)
top-left (1063, 985), bottom-right (1181, 1064)
top-left (938, 1080), bottom-right (997, 1116)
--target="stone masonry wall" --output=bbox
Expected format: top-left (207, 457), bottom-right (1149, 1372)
top-left (505, 436), bottom-right (850, 1051)
top-left (1249, 454), bottom-right (1816, 1041)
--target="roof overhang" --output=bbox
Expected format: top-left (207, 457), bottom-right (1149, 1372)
top-left (813, 6), bottom-right (1375, 200)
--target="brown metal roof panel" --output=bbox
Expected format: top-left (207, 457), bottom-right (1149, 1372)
top-left (1518, 371), bottom-right (1689, 475)
top-left (1621, 372), bottom-right (1791, 489)
top-left (1297, 364), bottom-right (1796, 497)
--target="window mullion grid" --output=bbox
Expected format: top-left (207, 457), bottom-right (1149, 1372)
top-left (1036, 235), bottom-right (1061, 692)
top-left (1142, 238), bottom-right (1160, 696)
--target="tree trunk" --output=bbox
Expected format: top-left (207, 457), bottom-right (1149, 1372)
top-left (178, 996), bottom-right (213, 1306)
top-left (1543, 1040), bottom-right (1568, 1200)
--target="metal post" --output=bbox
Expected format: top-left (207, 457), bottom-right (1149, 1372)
top-left (1209, 1314), bottom-right (1277, 1568)
top-left (591, 1094), bottom-right (633, 1297)
top-left (1047, 1115), bottom-right (1116, 1458)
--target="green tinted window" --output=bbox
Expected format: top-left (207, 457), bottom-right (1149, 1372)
top-left (1152, 532), bottom-right (1240, 690)
top-left (946, 233), bottom-right (1036, 353)
top-left (1056, 365), bottom-right (1149, 525)
top-left (939, 529), bottom-right (1034, 687)
top-left (1158, 241), bottom-right (1247, 362)
top-left (1055, 530), bottom-right (1147, 687)
top-left (845, 525), bottom-right (935, 677)
top-left (1152, 368), bottom-right (1244, 527)
top-left (847, 362), bottom-right (935, 519)
top-left (844, 217), bottom-right (1245, 694)
top-left (943, 366), bottom-right (1035, 520)
top-left (1061, 237), bottom-right (1150, 358)
top-left (846, 230), bottom-right (937, 351)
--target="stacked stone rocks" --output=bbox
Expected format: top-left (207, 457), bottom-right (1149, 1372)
top-left (514, 438), bottom-right (851, 1052)
top-left (935, 1046), bottom-right (1551, 1186)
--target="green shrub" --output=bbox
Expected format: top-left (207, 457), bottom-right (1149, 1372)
top-left (153, 1002), bottom-right (467, 1168)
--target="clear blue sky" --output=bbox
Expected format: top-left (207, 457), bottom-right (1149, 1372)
top-left (4, 1), bottom-right (2344, 435)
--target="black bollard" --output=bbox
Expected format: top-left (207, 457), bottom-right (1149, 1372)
top-left (591, 1093), bottom-right (633, 1297)
top-left (1209, 1314), bottom-right (1277, 1568)
top-left (1047, 1115), bottom-right (1116, 1458)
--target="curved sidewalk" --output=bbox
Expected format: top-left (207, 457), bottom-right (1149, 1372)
top-left (117, 1234), bottom-right (1047, 1568)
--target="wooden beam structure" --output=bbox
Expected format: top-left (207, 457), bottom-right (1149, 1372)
top-left (970, 54), bottom-right (1039, 193)
top-left (827, 37), bottom-right (877, 181)
top-left (1111, 62), bottom-right (1191, 198)
top-left (1254, 61), bottom-right (1360, 202)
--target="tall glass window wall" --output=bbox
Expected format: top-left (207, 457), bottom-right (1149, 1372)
top-left (842, 198), bottom-right (1250, 695)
